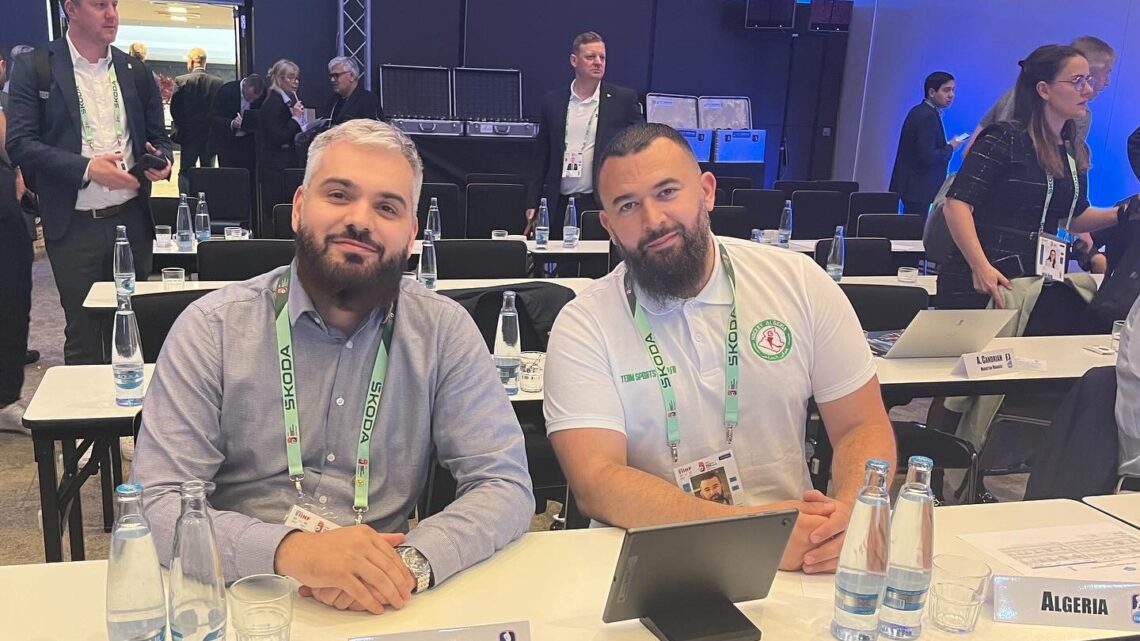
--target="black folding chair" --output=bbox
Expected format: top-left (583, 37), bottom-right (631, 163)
top-left (848, 191), bottom-right (900, 230)
top-left (856, 213), bottom-right (924, 240)
top-left (894, 425), bottom-right (980, 505)
top-left (465, 172), bottom-right (522, 185)
top-left (709, 205), bottom-right (752, 240)
top-left (814, 237), bottom-right (894, 276)
top-left (272, 204), bottom-right (294, 239)
top-left (149, 196), bottom-right (179, 229)
top-left (417, 183), bottom-right (464, 240)
top-left (714, 188), bottom-right (728, 206)
top-left (197, 239), bottom-right (296, 281)
top-left (432, 239), bottom-right (528, 279)
top-left (838, 283), bottom-right (929, 331)
top-left (281, 168), bottom-right (305, 204)
top-left (186, 167), bottom-right (252, 233)
top-left (578, 211), bottom-right (612, 277)
top-left (731, 189), bottom-right (786, 230)
top-left (792, 190), bottom-right (848, 240)
top-left (714, 175), bottom-right (752, 195)
top-left (772, 179), bottom-right (817, 200)
top-left (814, 180), bottom-right (860, 201)
top-left (465, 183), bottom-right (527, 238)
top-left (131, 289), bottom-right (214, 363)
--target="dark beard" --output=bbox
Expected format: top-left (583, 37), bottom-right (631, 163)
top-left (617, 205), bottom-right (712, 302)
top-left (294, 223), bottom-right (407, 311)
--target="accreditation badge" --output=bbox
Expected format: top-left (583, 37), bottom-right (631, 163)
top-left (1035, 233), bottom-right (1068, 282)
top-left (673, 450), bottom-right (745, 506)
top-left (561, 151), bottom-right (584, 178)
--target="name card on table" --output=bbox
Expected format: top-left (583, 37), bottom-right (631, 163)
top-left (350, 621), bottom-right (531, 641)
top-left (952, 349), bottom-right (1017, 379)
top-left (994, 575), bottom-right (1140, 632)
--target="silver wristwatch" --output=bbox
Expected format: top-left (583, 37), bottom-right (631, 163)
top-left (396, 546), bottom-right (433, 593)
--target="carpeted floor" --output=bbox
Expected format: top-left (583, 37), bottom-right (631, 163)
top-left (0, 237), bottom-right (1029, 567)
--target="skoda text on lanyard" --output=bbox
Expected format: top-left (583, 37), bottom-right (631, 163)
top-left (562, 99), bottom-right (599, 179)
top-left (1035, 149), bottom-right (1081, 280)
top-left (76, 62), bottom-right (125, 155)
top-left (273, 269), bottom-right (395, 524)
top-left (624, 243), bottom-right (740, 463)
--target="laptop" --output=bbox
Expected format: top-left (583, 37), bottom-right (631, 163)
top-left (866, 309), bottom-right (1017, 359)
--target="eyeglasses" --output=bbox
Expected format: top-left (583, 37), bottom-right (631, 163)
top-left (329, 71), bottom-right (350, 81)
top-left (1051, 75), bottom-right (1097, 92)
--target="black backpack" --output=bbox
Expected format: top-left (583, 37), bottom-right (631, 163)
top-left (1087, 220), bottom-right (1140, 332)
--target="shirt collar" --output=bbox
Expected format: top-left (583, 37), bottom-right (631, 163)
top-left (636, 239), bottom-right (733, 315)
top-left (66, 32), bottom-right (111, 70)
top-left (570, 79), bottom-right (601, 104)
top-left (923, 99), bottom-right (942, 112)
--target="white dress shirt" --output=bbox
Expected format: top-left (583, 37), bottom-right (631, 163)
top-left (560, 80), bottom-right (601, 196)
top-left (68, 33), bottom-right (136, 210)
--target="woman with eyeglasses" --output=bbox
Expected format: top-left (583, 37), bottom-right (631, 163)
top-left (257, 58), bottom-right (305, 235)
top-left (939, 44), bottom-right (1138, 309)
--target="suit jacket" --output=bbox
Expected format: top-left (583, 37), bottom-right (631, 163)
top-left (209, 80), bottom-right (264, 155)
top-left (323, 85), bottom-right (380, 126)
top-left (170, 68), bottom-right (224, 144)
top-left (527, 81), bottom-right (642, 208)
top-left (1129, 126), bottom-right (1140, 183)
top-left (257, 89), bottom-right (301, 171)
top-left (4, 38), bottom-right (173, 241)
top-left (889, 101), bottom-right (952, 205)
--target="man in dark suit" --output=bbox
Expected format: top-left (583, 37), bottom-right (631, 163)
top-left (6, 0), bottom-right (172, 365)
top-left (323, 56), bottom-right (379, 126)
top-left (525, 31), bottom-right (642, 238)
top-left (171, 47), bottom-right (223, 193)
top-left (889, 71), bottom-right (964, 217)
top-left (209, 74), bottom-right (264, 181)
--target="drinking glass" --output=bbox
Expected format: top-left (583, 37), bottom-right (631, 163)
top-left (1113, 320), bottom-right (1125, 353)
top-left (519, 352), bottom-right (545, 393)
top-left (162, 267), bottom-right (186, 290)
top-left (229, 574), bottom-right (293, 641)
top-left (155, 225), bottom-right (172, 248)
top-left (491, 230), bottom-right (509, 240)
top-left (897, 267), bottom-right (919, 283)
top-left (224, 226), bottom-right (246, 240)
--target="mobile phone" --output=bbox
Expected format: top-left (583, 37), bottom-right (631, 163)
top-left (992, 254), bottom-right (1025, 279)
top-left (953, 133), bottom-right (971, 143)
top-left (129, 153), bottom-right (167, 180)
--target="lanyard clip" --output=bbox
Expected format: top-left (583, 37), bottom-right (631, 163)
top-left (669, 442), bottom-right (679, 464)
top-left (726, 423), bottom-right (737, 446)
top-left (291, 477), bottom-right (304, 499)
top-left (354, 506), bottom-right (367, 525)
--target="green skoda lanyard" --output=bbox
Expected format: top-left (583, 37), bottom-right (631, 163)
top-left (624, 243), bottom-right (740, 463)
top-left (1040, 150), bottom-right (1081, 238)
top-left (75, 61), bottom-right (125, 153)
top-left (273, 269), bottom-right (395, 524)
top-left (564, 94), bottom-right (600, 153)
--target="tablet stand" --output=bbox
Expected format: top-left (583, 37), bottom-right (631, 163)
top-left (640, 596), bottom-right (761, 641)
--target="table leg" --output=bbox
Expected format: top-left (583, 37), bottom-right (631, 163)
top-left (100, 441), bottom-right (114, 533)
top-left (60, 439), bottom-right (87, 561)
top-left (33, 435), bottom-right (63, 563)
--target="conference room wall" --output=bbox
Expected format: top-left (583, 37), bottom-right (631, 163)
top-left (834, 0), bottom-right (1140, 201)
top-left (251, 0), bottom-right (339, 115)
top-left (0, 4), bottom-right (51, 53)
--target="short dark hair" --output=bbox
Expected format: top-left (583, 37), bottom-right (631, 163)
top-left (594, 123), bottom-right (697, 201)
top-left (924, 71), bottom-right (954, 98)
top-left (241, 73), bottom-right (266, 94)
top-left (1070, 35), bottom-right (1115, 64)
top-left (572, 31), bottom-right (603, 54)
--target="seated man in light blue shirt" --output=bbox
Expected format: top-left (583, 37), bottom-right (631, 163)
top-left (132, 119), bottom-right (534, 615)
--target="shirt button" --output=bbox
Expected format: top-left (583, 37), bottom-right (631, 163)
top-left (695, 333), bottom-right (704, 342)
top-left (346, 340), bottom-right (353, 349)
top-left (335, 397), bottom-right (345, 406)
top-left (326, 453), bottom-right (336, 462)
top-left (318, 495), bottom-right (328, 504)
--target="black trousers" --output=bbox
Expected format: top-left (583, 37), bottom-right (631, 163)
top-left (551, 191), bottom-right (600, 240)
top-left (45, 199), bottom-right (153, 365)
top-left (0, 166), bottom-right (32, 404)
top-left (177, 135), bottom-right (216, 194)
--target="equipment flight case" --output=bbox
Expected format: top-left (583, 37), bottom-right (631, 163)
top-left (379, 64), bottom-right (463, 136)
top-left (452, 67), bottom-right (537, 138)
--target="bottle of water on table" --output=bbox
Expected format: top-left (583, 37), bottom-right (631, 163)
top-left (170, 480), bottom-right (227, 641)
top-left (562, 196), bottom-right (580, 249)
top-left (831, 458), bottom-right (891, 641)
top-left (778, 199), bottom-right (794, 248)
top-left (826, 225), bottom-right (846, 282)
top-left (535, 197), bottom-right (551, 249)
top-left (425, 196), bottom-right (442, 241)
top-left (175, 193), bottom-right (194, 251)
top-left (418, 239), bottom-right (437, 290)
top-left (112, 306), bottom-right (145, 407)
top-left (112, 224), bottom-right (135, 301)
top-left (751, 228), bottom-right (762, 243)
top-left (879, 456), bottom-right (935, 639)
top-left (106, 483), bottom-right (167, 641)
top-left (494, 290), bottom-right (521, 395)
top-left (194, 192), bottom-right (212, 242)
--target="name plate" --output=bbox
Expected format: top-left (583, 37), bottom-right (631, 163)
top-left (349, 621), bottom-right (531, 641)
top-left (953, 349), bottom-right (1017, 379)
top-left (994, 575), bottom-right (1140, 631)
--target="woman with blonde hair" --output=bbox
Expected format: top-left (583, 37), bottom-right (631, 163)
top-left (257, 59), bottom-right (305, 233)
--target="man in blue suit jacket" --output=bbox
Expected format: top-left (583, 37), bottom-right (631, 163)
top-left (888, 71), bottom-right (964, 217)
top-left (6, 0), bottom-right (172, 365)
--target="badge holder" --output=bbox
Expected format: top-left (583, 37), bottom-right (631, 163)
top-left (1034, 232), bottom-right (1068, 283)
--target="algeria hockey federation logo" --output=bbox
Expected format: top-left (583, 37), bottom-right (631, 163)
top-left (750, 319), bottom-right (792, 361)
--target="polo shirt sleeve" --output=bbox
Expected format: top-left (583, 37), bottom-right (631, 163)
top-left (802, 261), bottom-right (877, 404)
top-left (543, 295), bottom-right (627, 435)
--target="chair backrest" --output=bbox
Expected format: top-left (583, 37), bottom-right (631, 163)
top-left (814, 237), bottom-right (894, 276)
top-left (709, 205), bottom-right (752, 240)
top-left (131, 289), bottom-right (214, 362)
top-left (772, 179), bottom-right (817, 200)
top-left (714, 187), bottom-right (728, 206)
top-left (281, 168), bottom-right (305, 205)
top-left (814, 180), bottom-right (860, 199)
top-left (791, 190), bottom-right (847, 240)
top-left (432, 239), bottom-right (528, 279)
top-left (714, 176), bottom-right (752, 194)
top-left (838, 283), bottom-right (929, 331)
top-left (186, 167), bottom-right (251, 227)
top-left (848, 191), bottom-right (900, 229)
top-left (580, 211), bottom-right (609, 241)
top-left (856, 213), bottom-right (924, 240)
top-left (465, 172), bottom-right (521, 185)
top-left (272, 204), bottom-right (294, 239)
top-left (197, 239), bottom-right (296, 281)
top-left (417, 183), bottom-right (464, 239)
top-left (465, 183), bottom-right (527, 238)
top-left (731, 189), bottom-right (785, 230)
top-left (150, 197), bottom-right (179, 229)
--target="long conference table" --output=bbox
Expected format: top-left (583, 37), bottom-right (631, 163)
top-left (5, 499), bottom-right (1137, 640)
top-left (153, 238), bottom-right (615, 257)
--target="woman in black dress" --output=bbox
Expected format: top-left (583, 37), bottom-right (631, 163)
top-left (940, 44), bottom-right (1135, 309)
top-left (257, 58), bottom-right (305, 236)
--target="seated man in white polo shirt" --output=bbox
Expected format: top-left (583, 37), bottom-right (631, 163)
top-left (544, 123), bottom-right (896, 574)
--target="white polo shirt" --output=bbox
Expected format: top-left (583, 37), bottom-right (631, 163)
top-left (544, 236), bottom-right (876, 506)
top-left (560, 80), bottom-right (600, 196)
